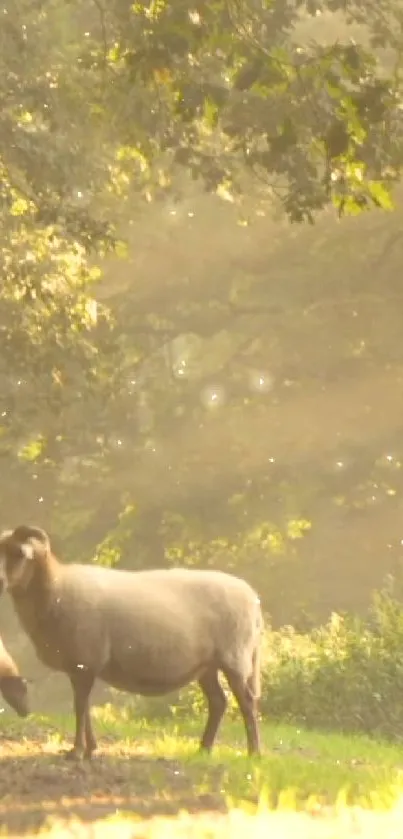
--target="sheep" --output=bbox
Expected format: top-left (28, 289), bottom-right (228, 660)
top-left (0, 635), bottom-right (29, 718)
top-left (0, 525), bottom-right (263, 760)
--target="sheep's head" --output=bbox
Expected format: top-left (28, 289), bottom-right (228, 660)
top-left (0, 675), bottom-right (29, 717)
top-left (0, 526), bottom-right (50, 593)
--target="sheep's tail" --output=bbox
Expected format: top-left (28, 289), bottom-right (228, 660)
top-left (247, 606), bottom-right (263, 700)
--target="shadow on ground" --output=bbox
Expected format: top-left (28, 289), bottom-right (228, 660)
top-left (0, 736), bottom-right (228, 835)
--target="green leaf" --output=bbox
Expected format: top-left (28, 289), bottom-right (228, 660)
top-left (367, 181), bottom-right (395, 211)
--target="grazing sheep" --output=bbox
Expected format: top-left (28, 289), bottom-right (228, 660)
top-left (0, 525), bottom-right (263, 759)
top-left (0, 635), bottom-right (29, 717)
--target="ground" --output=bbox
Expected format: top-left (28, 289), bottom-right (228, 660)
top-left (0, 709), bottom-right (403, 837)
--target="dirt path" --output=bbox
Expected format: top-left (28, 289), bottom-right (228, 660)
top-left (0, 735), bottom-right (226, 835)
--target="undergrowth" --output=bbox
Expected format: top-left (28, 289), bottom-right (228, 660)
top-left (260, 588), bottom-right (403, 739)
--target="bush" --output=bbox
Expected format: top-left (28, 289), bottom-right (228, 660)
top-left (260, 588), bottom-right (403, 739)
top-left (126, 585), bottom-right (403, 740)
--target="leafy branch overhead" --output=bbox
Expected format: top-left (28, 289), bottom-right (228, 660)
top-left (104, 0), bottom-right (403, 220)
top-left (1, 0), bottom-right (403, 471)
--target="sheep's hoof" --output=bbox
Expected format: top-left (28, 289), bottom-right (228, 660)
top-left (61, 747), bottom-right (85, 762)
top-left (199, 743), bottom-right (213, 754)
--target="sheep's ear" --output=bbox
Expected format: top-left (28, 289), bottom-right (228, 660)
top-left (12, 526), bottom-right (49, 545)
top-left (12, 526), bottom-right (50, 559)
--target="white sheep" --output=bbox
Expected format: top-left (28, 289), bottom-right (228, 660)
top-left (0, 525), bottom-right (262, 759)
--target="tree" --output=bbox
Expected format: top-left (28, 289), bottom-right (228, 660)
top-left (99, 0), bottom-right (403, 220)
top-left (2, 0), bottom-right (402, 435)
top-left (2, 0), bottom-right (403, 625)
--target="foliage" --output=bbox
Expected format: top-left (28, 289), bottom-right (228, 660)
top-left (104, 0), bottom-right (403, 221)
top-left (3, 0), bottom-right (403, 406)
top-left (260, 585), bottom-right (403, 739)
top-left (0, 0), bottom-right (123, 460)
top-left (2, 0), bottom-right (403, 400)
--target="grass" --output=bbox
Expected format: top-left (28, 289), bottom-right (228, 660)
top-left (1, 707), bottom-right (403, 836)
top-left (43, 708), bottom-right (403, 805)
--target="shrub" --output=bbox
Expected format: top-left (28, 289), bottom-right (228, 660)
top-left (260, 588), bottom-right (403, 739)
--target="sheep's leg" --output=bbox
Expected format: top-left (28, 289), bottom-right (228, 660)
top-left (198, 669), bottom-right (227, 752)
top-left (84, 706), bottom-right (97, 758)
top-left (64, 670), bottom-right (95, 760)
top-left (223, 669), bottom-right (261, 756)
